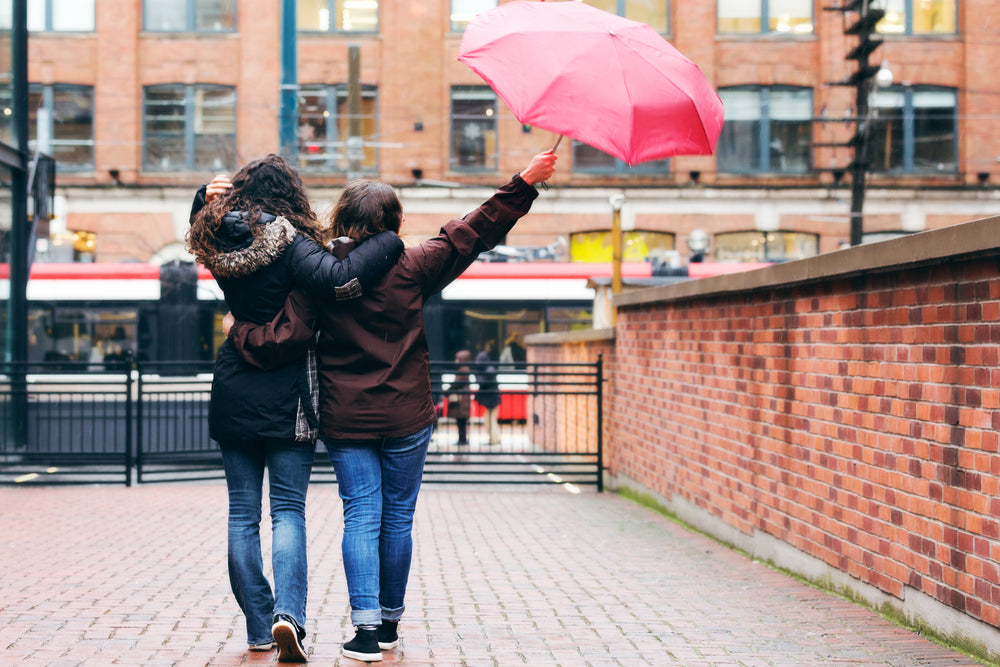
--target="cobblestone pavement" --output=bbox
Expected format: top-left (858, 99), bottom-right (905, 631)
top-left (0, 484), bottom-right (983, 666)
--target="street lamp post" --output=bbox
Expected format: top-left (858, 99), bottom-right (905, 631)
top-left (609, 194), bottom-right (625, 327)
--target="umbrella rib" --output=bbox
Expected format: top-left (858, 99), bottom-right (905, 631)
top-left (613, 32), bottom-right (714, 155)
top-left (610, 32), bottom-right (637, 165)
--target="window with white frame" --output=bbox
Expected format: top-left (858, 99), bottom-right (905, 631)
top-left (298, 0), bottom-right (378, 32)
top-left (586, 0), bottom-right (669, 33)
top-left (6, 0), bottom-right (97, 32)
top-left (450, 86), bottom-right (497, 171)
top-left (718, 0), bottom-right (812, 35)
top-left (717, 86), bottom-right (812, 174)
top-left (450, 0), bottom-right (495, 32)
top-left (877, 0), bottom-right (955, 35)
top-left (143, 0), bottom-right (236, 32)
top-left (29, 84), bottom-right (94, 171)
top-left (143, 84), bottom-right (236, 172)
top-left (868, 86), bottom-right (957, 174)
top-left (297, 84), bottom-right (378, 172)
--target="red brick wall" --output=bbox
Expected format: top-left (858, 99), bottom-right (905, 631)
top-left (533, 217), bottom-right (1000, 638)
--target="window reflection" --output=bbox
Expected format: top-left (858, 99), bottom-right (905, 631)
top-left (450, 86), bottom-right (497, 171)
top-left (714, 231), bottom-right (818, 263)
top-left (298, 84), bottom-right (378, 172)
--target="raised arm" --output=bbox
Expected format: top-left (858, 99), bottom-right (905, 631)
top-left (228, 289), bottom-right (318, 371)
top-left (412, 150), bottom-right (557, 296)
top-left (288, 229), bottom-right (404, 301)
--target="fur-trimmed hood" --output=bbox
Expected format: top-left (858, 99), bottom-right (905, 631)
top-left (198, 212), bottom-right (298, 279)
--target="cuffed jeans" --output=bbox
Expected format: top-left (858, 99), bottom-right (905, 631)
top-left (326, 423), bottom-right (433, 627)
top-left (221, 440), bottom-right (314, 645)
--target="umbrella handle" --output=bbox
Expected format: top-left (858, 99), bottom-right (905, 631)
top-left (538, 135), bottom-right (563, 191)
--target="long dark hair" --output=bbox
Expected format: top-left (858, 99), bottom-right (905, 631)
top-left (326, 180), bottom-right (402, 243)
top-left (187, 154), bottom-right (325, 259)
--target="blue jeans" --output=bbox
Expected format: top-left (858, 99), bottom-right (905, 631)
top-left (326, 423), bottom-right (433, 626)
top-left (221, 440), bottom-right (314, 645)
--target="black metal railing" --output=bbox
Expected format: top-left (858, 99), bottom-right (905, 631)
top-left (0, 359), bottom-right (603, 488)
top-left (0, 362), bottom-right (134, 485)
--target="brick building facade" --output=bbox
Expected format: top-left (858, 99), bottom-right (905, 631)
top-left (13, 0), bottom-right (1000, 264)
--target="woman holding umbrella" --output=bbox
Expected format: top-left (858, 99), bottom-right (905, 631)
top-left (225, 150), bottom-right (557, 661)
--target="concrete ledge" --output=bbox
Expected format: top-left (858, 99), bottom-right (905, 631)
top-left (525, 328), bottom-right (615, 346)
top-left (614, 214), bottom-right (1000, 308)
top-left (607, 472), bottom-right (1000, 660)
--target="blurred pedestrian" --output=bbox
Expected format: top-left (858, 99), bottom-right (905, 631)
top-left (474, 340), bottom-right (501, 445)
top-left (447, 349), bottom-right (473, 446)
top-left (499, 331), bottom-right (526, 366)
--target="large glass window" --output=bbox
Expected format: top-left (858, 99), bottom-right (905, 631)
top-left (27, 85), bottom-right (93, 171)
top-left (450, 86), bottom-right (497, 171)
top-left (718, 0), bottom-right (812, 35)
top-left (572, 140), bottom-right (668, 175)
top-left (587, 0), bottom-right (668, 33)
top-left (569, 230), bottom-right (675, 262)
top-left (143, 84), bottom-right (236, 172)
top-left (877, 0), bottom-right (955, 35)
top-left (714, 230), bottom-right (818, 262)
top-left (717, 86), bottom-right (812, 174)
top-left (869, 86), bottom-right (957, 174)
top-left (10, 0), bottom-right (97, 32)
top-left (298, 84), bottom-right (377, 173)
top-left (143, 0), bottom-right (235, 32)
top-left (298, 0), bottom-right (378, 32)
top-left (451, 0), bottom-right (495, 32)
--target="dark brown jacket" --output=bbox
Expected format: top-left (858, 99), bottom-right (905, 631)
top-left (231, 174), bottom-right (538, 440)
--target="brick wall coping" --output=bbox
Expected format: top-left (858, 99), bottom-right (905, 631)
top-left (614, 214), bottom-right (1000, 308)
top-left (525, 328), bottom-right (615, 346)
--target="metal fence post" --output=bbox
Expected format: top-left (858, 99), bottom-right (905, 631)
top-left (596, 353), bottom-right (604, 492)
top-left (135, 363), bottom-right (143, 484)
top-left (124, 364), bottom-right (133, 487)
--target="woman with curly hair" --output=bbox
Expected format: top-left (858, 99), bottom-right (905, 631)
top-left (188, 154), bottom-right (403, 662)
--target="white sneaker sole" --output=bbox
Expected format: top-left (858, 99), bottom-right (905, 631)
top-left (272, 620), bottom-right (307, 662)
top-left (378, 639), bottom-right (398, 650)
top-left (343, 648), bottom-right (382, 662)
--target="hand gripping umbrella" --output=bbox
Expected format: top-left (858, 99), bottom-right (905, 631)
top-left (457, 0), bottom-right (724, 165)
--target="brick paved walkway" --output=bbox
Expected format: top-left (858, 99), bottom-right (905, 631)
top-left (0, 484), bottom-right (983, 666)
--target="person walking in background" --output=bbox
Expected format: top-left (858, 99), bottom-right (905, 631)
top-left (446, 349), bottom-right (473, 446)
top-left (474, 340), bottom-right (501, 445)
top-left (226, 150), bottom-right (557, 662)
top-left (187, 154), bottom-right (403, 661)
top-left (499, 331), bottom-right (526, 366)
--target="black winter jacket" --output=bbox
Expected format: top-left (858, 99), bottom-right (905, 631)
top-left (190, 186), bottom-right (403, 446)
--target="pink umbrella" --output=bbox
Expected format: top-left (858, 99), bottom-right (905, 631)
top-left (457, 0), bottom-right (724, 165)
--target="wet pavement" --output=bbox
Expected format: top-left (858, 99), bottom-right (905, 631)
top-left (0, 483), bottom-right (983, 666)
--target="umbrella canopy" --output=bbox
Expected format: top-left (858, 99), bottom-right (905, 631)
top-left (457, 0), bottom-right (724, 165)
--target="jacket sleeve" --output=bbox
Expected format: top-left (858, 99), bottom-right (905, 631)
top-left (408, 174), bottom-right (537, 296)
top-left (229, 289), bottom-right (318, 371)
top-left (189, 184), bottom-right (209, 226)
top-left (288, 229), bottom-right (404, 301)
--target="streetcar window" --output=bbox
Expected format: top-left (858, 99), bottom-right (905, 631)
top-left (28, 306), bottom-right (137, 365)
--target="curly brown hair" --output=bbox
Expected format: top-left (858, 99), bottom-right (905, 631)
top-left (325, 179), bottom-right (402, 243)
top-left (187, 154), bottom-right (326, 260)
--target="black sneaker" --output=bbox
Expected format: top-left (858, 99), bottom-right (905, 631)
top-left (378, 621), bottom-right (398, 650)
top-left (343, 626), bottom-right (381, 662)
top-left (272, 614), bottom-right (307, 663)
